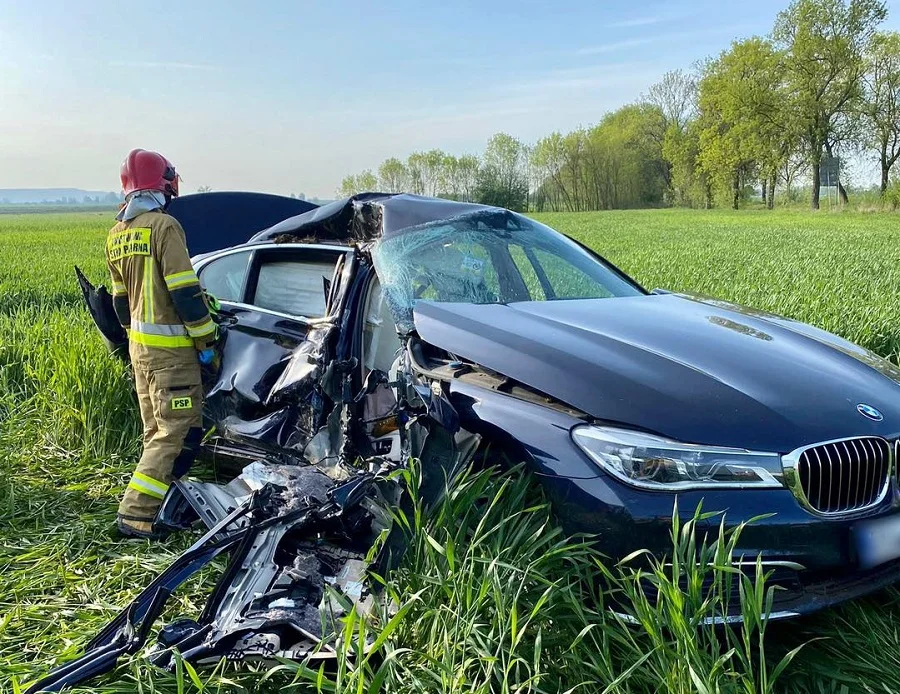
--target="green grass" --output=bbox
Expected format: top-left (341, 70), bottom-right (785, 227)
top-left (4, 209), bottom-right (900, 692)
top-left (535, 208), bottom-right (900, 362)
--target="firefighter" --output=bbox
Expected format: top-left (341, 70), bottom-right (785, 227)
top-left (108, 148), bottom-right (217, 539)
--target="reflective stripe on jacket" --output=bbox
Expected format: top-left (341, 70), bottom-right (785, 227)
top-left (106, 210), bottom-right (216, 350)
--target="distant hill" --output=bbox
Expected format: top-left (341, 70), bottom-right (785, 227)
top-left (0, 188), bottom-right (122, 205)
top-left (0, 189), bottom-right (334, 207)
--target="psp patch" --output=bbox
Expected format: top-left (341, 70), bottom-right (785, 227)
top-left (171, 396), bottom-right (193, 411)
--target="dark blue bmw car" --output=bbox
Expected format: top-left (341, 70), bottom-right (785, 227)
top-left (49, 191), bottom-right (900, 690)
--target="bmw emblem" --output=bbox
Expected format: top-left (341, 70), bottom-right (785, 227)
top-left (857, 403), bottom-right (884, 422)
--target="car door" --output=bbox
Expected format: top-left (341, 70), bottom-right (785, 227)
top-left (194, 243), bottom-right (352, 466)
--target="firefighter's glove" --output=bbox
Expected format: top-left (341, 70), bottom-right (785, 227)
top-left (198, 349), bottom-right (216, 365)
top-left (203, 290), bottom-right (222, 316)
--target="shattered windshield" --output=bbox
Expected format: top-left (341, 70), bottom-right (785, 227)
top-left (371, 210), bottom-right (642, 332)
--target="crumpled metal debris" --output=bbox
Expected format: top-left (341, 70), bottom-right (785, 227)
top-left (26, 466), bottom-right (382, 693)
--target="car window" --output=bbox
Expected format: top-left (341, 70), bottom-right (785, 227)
top-left (371, 210), bottom-right (641, 332)
top-left (509, 245), bottom-right (546, 301)
top-left (530, 248), bottom-right (615, 300)
top-left (252, 260), bottom-right (333, 318)
top-left (198, 250), bottom-right (251, 303)
top-left (410, 238), bottom-right (500, 304)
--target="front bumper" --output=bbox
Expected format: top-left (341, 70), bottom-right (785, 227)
top-left (768, 556), bottom-right (900, 618)
top-left (553, 464), bottom-right (900, 618)
top-left (450, 381), bottom-right (900, 618)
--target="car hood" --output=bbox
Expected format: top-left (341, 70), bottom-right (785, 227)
top-left (412, 293), bottom-right (900, 452)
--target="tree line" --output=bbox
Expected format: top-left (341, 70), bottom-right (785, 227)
top-left (339, 0), bottom-right (900, 211)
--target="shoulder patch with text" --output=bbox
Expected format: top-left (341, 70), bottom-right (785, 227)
top-left (108, 227), bottom-right (152, 262)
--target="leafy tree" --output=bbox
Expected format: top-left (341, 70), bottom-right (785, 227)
top-left (531, 132), bottom-right (570, 211)
top-left (439, 154), bottom-right (463, 199)
top-left (560, 130), bottom-right (587, 210)
top-left (697, 72), bottom-right (752, 211)
top-left (475, 133), bottom-right (529, 210)
top-left (663, 120), bottom-right (712, 208)
top-left (358, 170), bottom-right (378, 193)
top-left (531, 129), bottom-right (589, 211)
top-left (439, 154), bottom-right (480, 201)
top-left (697, 37), bottom-right (796, 209)
top-left (407, 150), bottom-right (445, 197)
top-left (530, 107), bottom-right (668, 211)
top-left (456, 155), bottom-right (480, 202)
top-left (774, 0), bottom-right (888, 208)
top-left (583, 105), bottom-right (667, 209)
top-left (861, 31), bottom-right (900, 194)
top-left (406, 153), bottom-right (426, 195)
top-left (378, 158), bottom-right (408, 192)
top-left (337, 170), bottom-right (377, 198)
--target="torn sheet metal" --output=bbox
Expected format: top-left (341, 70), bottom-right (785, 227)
top-left (248, 193), bottom-right (494, 246)
top-left (27, 467), bottom-right (383, 693)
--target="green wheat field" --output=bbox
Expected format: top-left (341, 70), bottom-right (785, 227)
top-left (3, 209), bottom-right (900, 693)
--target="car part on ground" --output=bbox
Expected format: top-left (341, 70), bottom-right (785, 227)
top-left (28, 469), bottom-right (384, 693)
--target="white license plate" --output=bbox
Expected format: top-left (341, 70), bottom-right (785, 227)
top-left (855, 514), bottom-right (900, 569)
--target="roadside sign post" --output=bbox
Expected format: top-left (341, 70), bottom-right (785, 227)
top-left (820, 155), bottom-right (841, 208)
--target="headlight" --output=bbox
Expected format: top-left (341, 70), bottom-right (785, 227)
top-left (572, 425), bottom-right (783, 490)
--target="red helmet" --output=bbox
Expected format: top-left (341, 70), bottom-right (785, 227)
top-left (120, 148), bottom-right (180, 197)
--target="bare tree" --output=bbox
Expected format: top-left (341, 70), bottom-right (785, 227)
top-left (779, 151), bottom-right (808, 201)
top-left (456, 155), bottom-right (480, 202)
top-left (646, 69), bottom-right (698, 133)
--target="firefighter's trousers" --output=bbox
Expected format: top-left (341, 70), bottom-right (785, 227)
top-left (118, 343), bottom-right (204, 523)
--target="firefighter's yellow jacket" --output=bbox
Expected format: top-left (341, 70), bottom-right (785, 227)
top-left (106, 210), bottom-right (216, 351)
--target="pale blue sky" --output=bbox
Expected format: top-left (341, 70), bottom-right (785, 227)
top-left (2, 0), bottom-right (899, 197)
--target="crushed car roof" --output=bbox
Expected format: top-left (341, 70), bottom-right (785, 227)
top-left (248, 193), bottom-right (499, 244)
